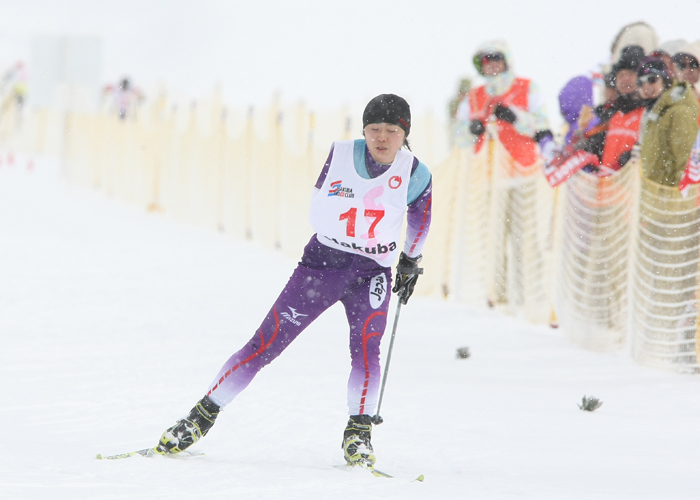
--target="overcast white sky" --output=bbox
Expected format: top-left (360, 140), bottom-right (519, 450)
top-left (0, 0), bottom-right (699, 126)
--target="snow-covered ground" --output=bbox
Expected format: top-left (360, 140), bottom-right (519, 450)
top-left (1, 159), bottom-right (699, 499)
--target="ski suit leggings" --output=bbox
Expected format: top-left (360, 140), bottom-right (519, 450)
top-left (206, 236), bottom-right (392, 416)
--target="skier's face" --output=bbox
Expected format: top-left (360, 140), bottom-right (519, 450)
top-left (364, 123), bottom-right (405, 164)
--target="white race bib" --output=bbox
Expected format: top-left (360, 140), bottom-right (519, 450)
top-left (309, 140), bottom-right (412, 266)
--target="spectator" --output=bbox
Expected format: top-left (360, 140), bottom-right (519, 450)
top-left (541, 77), bottom-right (605, 186)
top-left (651, 39), bottom-right (687, 81)
top-left (610, 21), bottom-right (659, 65)
top-left (455, 40), bottom-right (550, 166)
top-left (559, 76), bottom-right (599, 146)
top-left (639, 58), bottom-right (700, 186)
top-left (600, 46), bottom-right (647, 173)
top-left (672, 41), bottom-right (700, 101)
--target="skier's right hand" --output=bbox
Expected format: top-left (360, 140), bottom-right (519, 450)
top-left (392, 252), bottom-right (423, 305)
top-left (469, 119), bottom-right (485, 137)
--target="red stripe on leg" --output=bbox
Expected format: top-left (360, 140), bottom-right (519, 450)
top-left (208, 308), bottom-right (281, 395)
top-left (358, 311), bottom-right (387, 414)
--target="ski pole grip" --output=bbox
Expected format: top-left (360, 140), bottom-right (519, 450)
top-left (396, 265), bottom-right (423, 275)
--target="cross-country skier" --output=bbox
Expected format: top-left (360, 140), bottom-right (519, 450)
top-left (154, 94), bottom-right (432, 469)
top-left (102, 77), bottom-right (143, 119)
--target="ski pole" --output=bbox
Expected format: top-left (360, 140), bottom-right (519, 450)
top-left (372, 300), bottom-right (402, 425)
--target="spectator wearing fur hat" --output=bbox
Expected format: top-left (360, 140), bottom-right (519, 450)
top-left (610, 21), bottom-right (659, 65)
top-left (639, 59), bottom-right (700, 186)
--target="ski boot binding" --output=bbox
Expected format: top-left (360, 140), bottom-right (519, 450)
top-left (156, 396), bottom-right (220, 454)
top-left (342, 414), bottom-right (376, 468)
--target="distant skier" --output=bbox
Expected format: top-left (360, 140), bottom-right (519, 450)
top-left (154, 94), bottom-right (432, 469)
top-left (103, 77), bottom-right (143, 119)
top-left (2, 61), bottom-right (28, 108)
top-left (0, 61), bottom-right (28, 128)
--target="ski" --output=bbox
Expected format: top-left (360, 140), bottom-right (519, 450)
top-left (334, 464), bottom-right (424, 482)
top-left (369, 467), bottom-right (394, 478)
top-left (96, 448), bottom-right (160, 460)
top-left (371, 468), bottom-right (424, 482)
top-left (96, 448), bottom-right (204, 460)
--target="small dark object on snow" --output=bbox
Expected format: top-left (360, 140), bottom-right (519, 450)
top-left (456, 347), bottom-right (470, 359)
top-left (578, 395), bottom-right (603, 412)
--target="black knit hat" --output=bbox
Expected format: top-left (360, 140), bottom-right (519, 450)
top-left (638, 57), bottom-right (668, 77)
top-left (638, 57), bottom-right (672, 88)
top-left (613, 45), bottom-right (645, 73)
top-left (362, 94), bottom-right (411, 136)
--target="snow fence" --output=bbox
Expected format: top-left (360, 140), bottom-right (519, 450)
top-left (4, 94), bottom-right (700, 372)
top-left (420, 144), bottom-right (490, 303)
top-left (421, 129), bottom-right (555, 325)
top-left (631, 173), bottom-right (700, 373)
top-left (487, 131), bottom-right (555, 324)
top-left (554, 163), bottom-right (637, 351)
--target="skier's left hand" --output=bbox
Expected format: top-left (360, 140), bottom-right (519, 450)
top-left (392, 252), bottom-right (423, 305)
top-left (494, 104), bottom-right (517, 124)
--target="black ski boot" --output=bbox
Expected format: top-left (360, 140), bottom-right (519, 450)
top-left (342, 414), bottom-right (376, 467)
top-left (156, 396), bottom-right (220, 454)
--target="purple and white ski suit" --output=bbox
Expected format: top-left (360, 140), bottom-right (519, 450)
top-left (206, 139), bottom-right (432, 416)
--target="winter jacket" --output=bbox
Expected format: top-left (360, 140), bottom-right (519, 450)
top-left (468, 77), bottom-right (539, 166)
top-left (454, 40), bottom-right (549, 160)
top-left (640, 82), bottom-right (700, 186)
top-left (601, 96), bottom-right (646, 171)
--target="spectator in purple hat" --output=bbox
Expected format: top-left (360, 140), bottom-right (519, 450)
top-left (559, 76), bottom-right (599, 146)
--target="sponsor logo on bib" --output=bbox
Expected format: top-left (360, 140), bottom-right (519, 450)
top-left (369, 274), bottom-right (387, 309)
top-left (322, 235), bottom-right (397, 255)
top-left (328, 180), bottom-right (355, 198)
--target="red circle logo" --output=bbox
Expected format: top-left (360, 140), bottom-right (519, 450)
top-left (389, 176), bottom-right (402, 189)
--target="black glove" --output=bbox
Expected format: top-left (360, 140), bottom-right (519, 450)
top-left (392, 252), bottom-right (424, 305)
top-left (494, 104), bottom-right (517, 124)
top-left (469, 119), bottom-right (485, 136)
top-left (618, 150), bottom-right (632, 167)
top-left (533, 130), bottom-right (553, 144)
